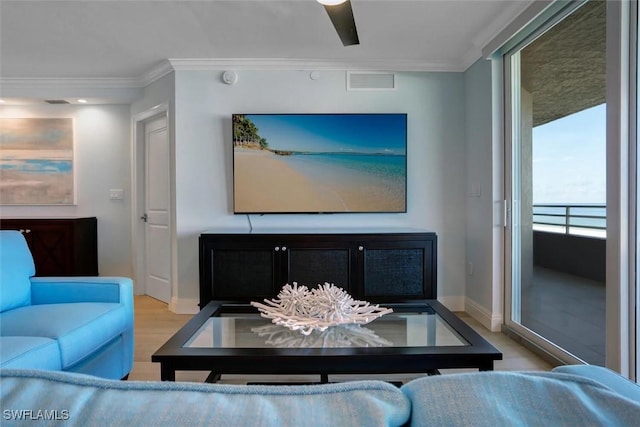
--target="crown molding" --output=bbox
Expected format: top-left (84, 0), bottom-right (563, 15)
top-left (0, 61), bottom-right (173, 91)
top-left (457, 46), bottom-right (485, 72)
top-left (482, 0), bottom-right (553, 58)
top-left (458, 0), bottom-right (541, 70)
top-left (0, 57), bottom-right (466, 94)
top-left (0, 77), bottom-right (140, 90)
top-left (473, 0), bottom-right (538, 54)
top-left (456, 0), bottom-right (538, 70)
top-left (167, 58), bottom-right (461, 72)
top-left (137, 60), bottom-right (175, 87)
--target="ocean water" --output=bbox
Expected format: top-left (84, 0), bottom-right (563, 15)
top-left (275, 153), bottom-right (407, 211)
top-left (281, 153), bottom-right (406, 190)
top-left (0, 159), bottom-right (73, 173)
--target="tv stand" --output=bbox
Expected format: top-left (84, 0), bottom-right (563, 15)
top-left (199, 229), bottom-right (437, 307)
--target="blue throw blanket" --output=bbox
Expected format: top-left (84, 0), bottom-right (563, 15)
top-left (0, 369), bottom-right (409, 426)
top-left (2, 367), bottom-right (639, 426)
top-left (402, 370), bottom-right (640, 426)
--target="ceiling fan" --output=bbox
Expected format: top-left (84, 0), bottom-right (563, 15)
top-left (317, 0), bottom-right (360, 46)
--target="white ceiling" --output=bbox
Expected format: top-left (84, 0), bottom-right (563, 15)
top-left (0, 0), bottom-right (534, 82)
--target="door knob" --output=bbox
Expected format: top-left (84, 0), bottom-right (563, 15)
top-left (140, 213), bottom-right (148, 222)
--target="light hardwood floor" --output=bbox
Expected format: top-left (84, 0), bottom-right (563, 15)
top-left (129, 295), bottom-right (553, 383)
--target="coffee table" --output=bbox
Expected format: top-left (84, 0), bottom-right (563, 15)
top-left (152, 300), bottom-right (502, 382)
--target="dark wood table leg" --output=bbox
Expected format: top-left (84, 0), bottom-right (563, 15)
top-left (479, 362), bottom-right (494, 371)
top-left (320, 373), bottom-right (329, 383)
top-left (205, 372), bottom-right (221, 383)
top-left (160, 364), bottom-right (176, 381)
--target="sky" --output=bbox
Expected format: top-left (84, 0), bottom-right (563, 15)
top-left (245, 114), bottom-right (407, 154)
top-left (532, 103), bottom-right (606, 204)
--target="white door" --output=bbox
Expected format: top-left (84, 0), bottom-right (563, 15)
top-left (144, 115), bottom-right (171, 303)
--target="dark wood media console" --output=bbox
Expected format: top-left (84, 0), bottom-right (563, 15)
top-left (199, 229), bottom-right (437, 308)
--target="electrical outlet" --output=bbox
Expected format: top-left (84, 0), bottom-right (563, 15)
top-left (469, 182), bottom-right (481, 198)
top-left (467, 261), bottom-right (473, 276)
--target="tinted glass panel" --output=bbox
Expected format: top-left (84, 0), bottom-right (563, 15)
top-left (364, 249), bottom-right (424, 296)
top-left (213, 250), bottom-right (273, 298)
top-left (185, 311), bottom-right (467, 348)
top-left (288, 249), bottom-right (350, 290)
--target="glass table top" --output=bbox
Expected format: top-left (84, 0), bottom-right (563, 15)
top-left (184, 311), bottom-right (469, 349)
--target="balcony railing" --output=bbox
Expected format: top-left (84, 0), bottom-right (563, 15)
top-left (532, 203), bottom-right (606, 238)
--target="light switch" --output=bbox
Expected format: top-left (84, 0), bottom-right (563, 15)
top-left (109, 189), bottom-right (124, 200)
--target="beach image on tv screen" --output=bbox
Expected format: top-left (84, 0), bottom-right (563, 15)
top-left (233, 114), bottom-right (407, 213)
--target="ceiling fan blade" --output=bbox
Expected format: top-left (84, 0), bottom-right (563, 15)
top-left (323, 0), bottom-right (360, 46)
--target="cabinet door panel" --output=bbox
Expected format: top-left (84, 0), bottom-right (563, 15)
top-left (28, 224), bottom-right (71, 276)
top-left (359, 238), bottom-right (436, 301)
top-left (363, 248), bottom-right (424, 297)
top-left (211, 249), bottom-right (275, 300)
top-left (287, 248), bottom-right (351, 291)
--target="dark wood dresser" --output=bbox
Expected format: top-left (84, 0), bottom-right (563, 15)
top-left (0, 217), bottom-right (98, 276)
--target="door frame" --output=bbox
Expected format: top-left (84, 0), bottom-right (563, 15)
top-left (606, 0), bottom-right (637, 378)
top-left (132, 103), bottom-right (174, 301)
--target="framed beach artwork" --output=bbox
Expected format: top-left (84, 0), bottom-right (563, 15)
top-left (0, 118), bottom-right (75, 205)
top-left (233, 113), bottom-right (407, 214)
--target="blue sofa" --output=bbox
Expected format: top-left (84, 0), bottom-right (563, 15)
top-left (0, 230), bottom-right (134, 380)
top-left (0, 365), bottom-right (639, 426)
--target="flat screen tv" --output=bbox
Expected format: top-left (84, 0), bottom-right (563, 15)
top-left (232, 113), bottom-right (407, 214)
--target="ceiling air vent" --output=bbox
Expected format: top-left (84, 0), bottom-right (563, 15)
top-left (44, 100), bottom-right (70, 104)
top-left (347, 72), bottom-right (395, 91)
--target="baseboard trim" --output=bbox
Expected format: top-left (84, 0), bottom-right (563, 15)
top-left (464, 297), bottom-right (503, 332)
top-left (169, 297), bottom-right (199, 314)
top-left (437, 296), bottom-right (465, 312)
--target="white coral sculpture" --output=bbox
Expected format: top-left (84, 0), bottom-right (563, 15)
top-left (250, 283), bottom-right (393, 335)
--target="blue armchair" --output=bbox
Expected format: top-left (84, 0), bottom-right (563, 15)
top-left (0, 230), bottom-right (134, 380)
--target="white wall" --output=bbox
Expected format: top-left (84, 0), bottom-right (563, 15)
top-left (464, 58), bottom-right (504, 330)
top-left (169, 70), bottom-right (468, 312)
top-left (0, 103), bottom-right (133, 277)
top-left (1, 69), bottom-right (472, 313)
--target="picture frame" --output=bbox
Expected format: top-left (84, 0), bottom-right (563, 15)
top-left (0, 118), bottom-right (75, 205)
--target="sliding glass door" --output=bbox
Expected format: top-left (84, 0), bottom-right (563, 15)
top-left (505, 0), bottom-right (608, 365)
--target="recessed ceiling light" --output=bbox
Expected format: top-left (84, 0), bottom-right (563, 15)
top-left (77, 99), bottom-right (88, 103)
top-left (317, 0), bottom-right (347, 5)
